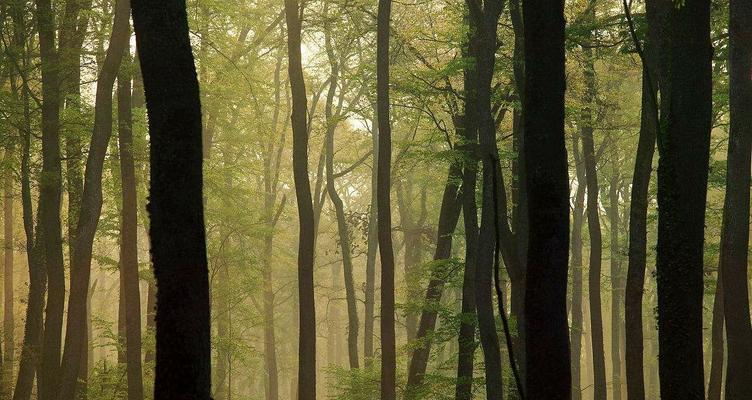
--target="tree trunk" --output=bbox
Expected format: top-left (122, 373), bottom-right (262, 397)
top-left (581, 42), bottom-right (607, 400)
top-left (284, 0), bottom-right (317, 398)
top-left (570, 135), bottom-right (587, 400)
top-left (4, 148), bottom-right (15, 396)
top-left (522, 0), bottom-right (571, 397)
top-left (455, 10), bottom-right (479, 400)
top-left (117, 42), bottom-right (144, 400)
top-left (470, 2), bottom-right (505, 398)
top-left (57, 0), bottom-right (131, 396)
top-left (323, 23), bottom-right (360, 368)
top-left (608, 174), bottom-right (622, 400)
top-left (707, 271), bottom-right (724, 400)
top-left (720, 0), bottom-right (752, 397)
top-left (131, 0), bottom-right (211, 396)
top-left (34, 0), bottom-right (67, 396)
top-left (364, 107), bottom-right (378, 368)
top-left (377, 0), bottom-right (396, 397)
top-left (655, 0), bottom-right (712, 397)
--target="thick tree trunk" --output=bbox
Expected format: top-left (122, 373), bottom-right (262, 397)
top-left (57, 0), bottom-right (131, 397)
top-left (117, 43), bottom-right (145, 400)
top-left (655, 0), bottom-right (712, 398)
top-left (34, 0), bottom-right (67, 397)
top-left (570, 136), bottom-right (587, 400)
top-left (132, 0), bottom-right (212, 396)
top-left (377, 0), bottom-right (396, 398)
top-left (522, 0), bottom-right (571, 397)
top-left (284, 1), bottom-right (317, 398)
top-left (720, 1), bottom-right (752, 397)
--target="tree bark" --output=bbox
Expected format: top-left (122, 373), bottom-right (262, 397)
top-left (720, 0), bottom-right (752, 397)
top-left (34, 0), bottom-right (67, 397)
top-left (131, 0), bottom-right (211, 396)
top-left (377, 0), bottom-right (396, 398)
top-left (655, 0), bottom-right (712, 397)
top-left (117, 41), bottom-right (144, 400)
top-left (57, 0), bottom-right (131, 397)
top-left (570, 135), bottom-right (587, 400)
top-left (364, 107), bottom-right (378, 368)
top-left (580, 41), bottom-right (607, 400)
top-left (4, 145), bottom-right (15, 396)
top-left (707, 270), bottom-right (724, 400)
top-left (522, 0), bottom-right (571, 397)
top-left (608, 173), bottom-right (622, 400)
top-left (284, 0), bottom-right (317, 398)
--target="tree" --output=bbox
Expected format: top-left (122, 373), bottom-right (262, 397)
top-left (131, 0), bottom-right (211, 396)
top-left (655, 0), bottom-right (712, 397)
top-left (570, 135), bottom-right (587, 400)
top-left (720, 0), bottom-right (752, 396)
top-left (117, 38), bottom-right (144, 400)
top-left (522, 0), bottom-right (571, 398)
top-left (284, 0), bottom-right (317, 398)
top-left (57, 0), bottom-right (131, 397)
top-left (377, 0), bottom-right (396, 398)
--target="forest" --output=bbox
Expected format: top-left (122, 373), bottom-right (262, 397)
top-left (0, 0), bottom-right (748, 398)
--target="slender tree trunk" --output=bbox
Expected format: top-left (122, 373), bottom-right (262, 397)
top-left (720, 1), bottom-right (752, 397)
top-left (608, 174), bottom-right (622, 400)
top-left (624, 54), bottom-right (658, 400)
top-left (284, 1), bottom-right (317, 398)
top-left (580, 43), bottom-right (607, 400)
top-left (34, 0), bottom-right (67, 396)
top-left (364, 109), bottom-right (378, 367)
top-left (455, 10), bottom-right (479, 399)
top-left (655, 0), bottom-right (712, 397)
top-left (522, 0), bottom-right (571, 397)
top-left (570, 136), bottom-right (587, 400)
top-left (323, 24), bottom-right (360, 368)
top-left (3, 149), bottom-right (15, 396)
top-left (377, 0), bottom-right (396, 397)
top-left (57, 0), bottom-right (131, 397)
top-left (469, 2), bottom-right (505, 398)
top-left (707, 270), bottom-right (724, 400)
top-left (131, 0), bottom-right (211, 396)
top-left (10, 5), bottom-right (45, 397)
top-left (117, 41), bottom-right (144, 400)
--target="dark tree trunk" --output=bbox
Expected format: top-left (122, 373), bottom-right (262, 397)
top-left (608, 174), bottom-right (623, 400)
top-left (323, 25), bottom-right (360, 368)
top-left (469, 1), bottom-right (505, 398)
top-left (721, 0), bottom-right (752, 397)
top-left (570, 136), bottom-right (587, 400)
top-left (377, 0), bottom-right (396, 398)
top-left (706, 271), bottom-right (724, 400)
top-left (132, 0), bottom-right (211, 396)
top-left (655, 0), bottom-right (712, 397)
top-left (57, 0), bottom-right (131, 397)
top-left (284, 0), bottom-right (317, 398)
top-left (9, 5), bottom-right (45, 398)
top-left (522, 0), bottom-right (571, 397)
top-left (364, 108), bottom-right (378, 368)
top-left (580, 43), bottom-right (607, 400)
top-left (34, 0), bottom-right (67, 397)
top-left (117, 42), bottom-right (145, 400)
top-left (455, 10), bottom-right (479, 400)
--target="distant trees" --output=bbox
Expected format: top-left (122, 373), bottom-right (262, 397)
top-left (131, 0), bottom-right (211, 397)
